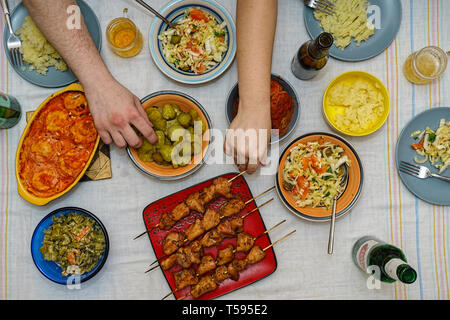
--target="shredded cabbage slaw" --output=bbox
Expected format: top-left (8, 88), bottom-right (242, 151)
top-left (282, 139), bottom-right (351, 209)
top-left (158, 8), bottom-right (228, 74)
top-left (410, 118), bottom-right (450, 173)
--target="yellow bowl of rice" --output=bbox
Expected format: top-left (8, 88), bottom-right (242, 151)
top-left (323, 71), bottom-right (390, 136)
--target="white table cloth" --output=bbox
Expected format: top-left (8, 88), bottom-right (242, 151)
top-left (0, 0), bottom-right (449, 300)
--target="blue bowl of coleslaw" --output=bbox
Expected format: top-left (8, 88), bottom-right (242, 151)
top-left (149, 0), bottom-right (236, 84)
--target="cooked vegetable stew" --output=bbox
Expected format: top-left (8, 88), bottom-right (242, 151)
top-left (40, 212), bottom-right (106, 276)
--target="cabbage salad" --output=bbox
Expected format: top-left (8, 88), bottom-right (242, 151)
top-left (410, 118), bottom-right (450, 173)
top-left (158, 8), bottom-right (228, 74)
top-left (282, 139), bottom-right (350, 209)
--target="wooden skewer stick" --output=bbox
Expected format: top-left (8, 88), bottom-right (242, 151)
top-left (146, 198), bottom-right (275, 270)
top-left (244, 186), bottom-right (275, 206)
top-left (263, 230), bottom-right (296, 252)
top-left (228, 170), bottom-right (246, 183)
top-left (133, 182), bottom-right (273, 241)
top-left (174, 230), bottom-right (297, 301)
top-left (256, 219), bottom-right (286, 239)
top-left (160, 220), bottom-right (287, 300)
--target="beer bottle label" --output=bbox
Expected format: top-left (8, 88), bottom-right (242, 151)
top-left (355, 239), bottom-right (379, 272)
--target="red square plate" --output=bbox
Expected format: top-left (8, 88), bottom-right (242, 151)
top-left (142, 172), bottom-right (277, 300)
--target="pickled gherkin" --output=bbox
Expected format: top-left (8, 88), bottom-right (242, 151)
top-left (40, 212), bottom-right (106, 276)
top-left (139, 103), bottom-right (207, 167)
top-left (162, 104), bottom-right (177, 120)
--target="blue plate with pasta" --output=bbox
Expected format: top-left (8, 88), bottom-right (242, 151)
top-left (3, 0), bottom-right (101, 88)
top-left (149, 0), bottom-right (236, 84)
top-left (395, 107), bottom-right (450, 206)
top-left (303, 0), bottom-right (402, 61)
top-left (31, 207), bottom-right (109, 285)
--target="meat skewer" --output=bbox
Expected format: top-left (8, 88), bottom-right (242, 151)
top-left (133, 176), bottom-right (237, 240)
top-left (161, 230), bottom-right (297, 300)
top-left (160, 221), bottom-right (287, 299)
top-left (150, 219), bottom-right (286, 274)
top-left (146, 197), bottom-right (274, 269)
top-left (133, 179), bottom-right (273, 240)
top-left (179, 231), bottom-right (297, 300)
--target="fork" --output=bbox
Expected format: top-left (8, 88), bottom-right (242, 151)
top-left (0, 0), bottom-right (23, 66)
top-left (135, 0), bottom-right (178, 29)
top-left (399, 161), bottom-right (450, 183)
top-left (303, 0), bottom-right (335, 15)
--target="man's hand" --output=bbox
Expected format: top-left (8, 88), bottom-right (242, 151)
top-left (22, 0), bottom-right (158, 149)
top-left (224, 101), bottom-right (271, 174)
top-left (84, 77), bottom-right (158, 149)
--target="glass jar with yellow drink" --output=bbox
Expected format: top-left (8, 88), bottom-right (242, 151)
top-left (106, 9), bottom-right (143, 58)
top-left (403, 46), bottom-right (448, 84)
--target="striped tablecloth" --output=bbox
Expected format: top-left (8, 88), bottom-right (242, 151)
top-left (0, 0), bottom-right (449, 300)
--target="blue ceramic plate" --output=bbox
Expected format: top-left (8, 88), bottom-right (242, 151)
top-left (303, 0), bottom-right (402, 61)
top-left (396, 107), bottom-right (450, 206)
top-left (225, 74), bottom-right (301, 145)
top-left (149, 0), bottom-right (236, 84)
top-left (3, 0), bottom-right (101, 88)
top-left (31, 207), bottom-right (109, 285)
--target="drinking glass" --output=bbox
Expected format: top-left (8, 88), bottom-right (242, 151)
top-left (106, 8), bottom-right (143, 58)
top-left (403, 46), bottom-right (448, 84)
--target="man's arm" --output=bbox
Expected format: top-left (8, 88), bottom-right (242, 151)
top-left (225, 0), bottom-right (277, 174)
top-left (23, 0), bottom-right (157, 148)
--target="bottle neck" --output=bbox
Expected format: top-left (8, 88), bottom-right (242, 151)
top-left (308, 32), bottom-right (333, 59)
top-left (384, 258), bottom-right (417, 284)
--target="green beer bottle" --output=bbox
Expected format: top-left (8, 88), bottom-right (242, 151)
top-left (352, 236), bottom-right (417, 284)
top-left (0, 91), bottom-right (22, 129)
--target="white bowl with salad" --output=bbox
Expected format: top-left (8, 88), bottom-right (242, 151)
top-left (149, 0), bottom-right (236, 84)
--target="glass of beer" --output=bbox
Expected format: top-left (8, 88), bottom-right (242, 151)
top-left (106, 8), bottom-right (143, 58)
top-left (403, 46), bottom-right (448, 84)
top-left (0, 91), bottom-right (22, 129)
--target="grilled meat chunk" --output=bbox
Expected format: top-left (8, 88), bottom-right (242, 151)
top-left (217, 244), bottom-right (235, 266)
top-left (185, 218), bottom-right (206, 241)
top-left (163, 231), bottom-right (185, 255)
top-left (169, 202), bottom-right (190, 221)
top-left (227, 258), bottom-right (247, 281)
top-left (160, 253), bottom-right (177, 271)
top-left (219, 198), bottom-right (245, 217)
top-left (186, 193), bottom-right (204, 213)
top-left (159, 213), bottom-right (176, 230)
top-left (190, 275), bottom-right (217, 299)
top-left (200, 229), bottom-right (224, 248)
top-left (236, 232), bottom-right (255, 252)
top-left (213, 177), bottom-right (233, 198)
top-left (246, 245), bottom-right (266, 265)
top-left (197, 255), bottom-right (217, 276)
top-left (213, 265), bottom-right (230, 283)
top-left (173, 268), bottom-right (198, 290)
top-left (202, 208), bottom-right (220, 231)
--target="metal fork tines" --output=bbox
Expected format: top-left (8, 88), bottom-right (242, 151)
top-left (304, 0), bottom-right (335, 15)
top-left (1, 0), bottom-right (23, 66)
top-left (399, 161), bottom-right (450, 183)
